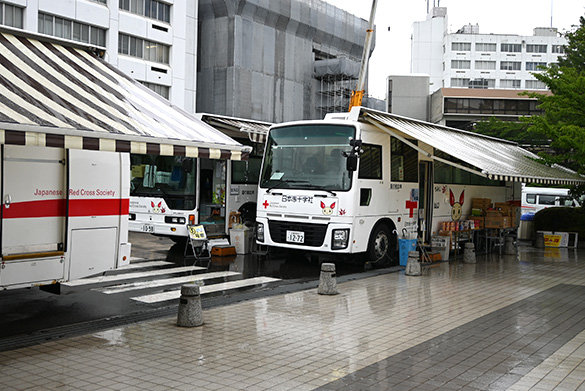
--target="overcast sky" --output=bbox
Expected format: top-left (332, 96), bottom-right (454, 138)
top-left (328, 0), bottom-right (585, 99)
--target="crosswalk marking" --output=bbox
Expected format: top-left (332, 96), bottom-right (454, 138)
top-left (117, 260), bottom-right (173, 270)
top-left (131, 277), bottom-right (281, 304)
top-left (63, 265), bottom-right (206, 287)
top-left (94, 271), bottom-right (241, 294)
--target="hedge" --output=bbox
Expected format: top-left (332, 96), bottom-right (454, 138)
top-left (533, 206), bottom-right (585, 238)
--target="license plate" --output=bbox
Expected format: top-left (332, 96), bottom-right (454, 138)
top-left (142, 224), bottom-right (154, 233)
top-left (286, 230), bottom-right (304, 243)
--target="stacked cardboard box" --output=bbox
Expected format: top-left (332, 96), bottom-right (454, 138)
top-left (485, 210), bottom-right (511, 228)
top-left (494, 202), bottom-right (519, 226)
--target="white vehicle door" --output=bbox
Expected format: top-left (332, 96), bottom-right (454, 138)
top-left (2, 145), bottom-right (66, 256)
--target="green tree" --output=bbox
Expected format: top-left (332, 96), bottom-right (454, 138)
top-left (526, 17), bottom-right (585, 171)
top-left (525, 16), bottom-right (585, 196)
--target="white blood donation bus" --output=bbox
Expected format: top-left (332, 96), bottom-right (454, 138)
top-left (255, 107), bottom-right (585, 264)
top-left (128, 115), bottom-right (268, 242)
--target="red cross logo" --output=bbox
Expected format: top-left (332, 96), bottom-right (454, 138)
top-left (263, 200), bottom-right (269, 209)
top-left (405, 200), bottom-right (418, 218)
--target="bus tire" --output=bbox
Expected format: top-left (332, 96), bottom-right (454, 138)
top-left (366, 224), bottom-right (393, 265)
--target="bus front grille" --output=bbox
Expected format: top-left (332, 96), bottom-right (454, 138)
top-left (268, 221), bottom-right (327, 247)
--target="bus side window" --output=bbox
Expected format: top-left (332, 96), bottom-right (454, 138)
top-left (538, 195), bottom-right (556, 205)
top-left (526, 194), bottom-right (536, 204)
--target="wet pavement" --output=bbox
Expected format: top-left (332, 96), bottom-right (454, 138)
top-left (2, 244), bottom-right (585, 390)
top-left (129, 232), bottom-right (376, 280)
top-left (0, 232), bottom-right (389, 348)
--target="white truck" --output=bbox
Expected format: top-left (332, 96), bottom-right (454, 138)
top-left (1, 145), bottom-right (131, 290)
top-left (255, 107), bottom-right (585, 264)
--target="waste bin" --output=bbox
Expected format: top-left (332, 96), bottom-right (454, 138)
top-left (398, 239), bottom-right (417, 266)
top-left (431, 235), bottom-right (450, 261)
top-left (518, 214), bottom-right (534, 241)
top-left (229, 227), bottom-right (251, 254)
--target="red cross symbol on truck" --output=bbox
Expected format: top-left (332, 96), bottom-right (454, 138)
top-left (263, 200), bottom-right (269, 209)
top-left (405, 200), bottom-right (418, 218)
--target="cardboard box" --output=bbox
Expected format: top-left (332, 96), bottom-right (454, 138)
top-left (472, 198), bottom-right (492, 211)
top-left (211, 245), bottom-right (236, 257)
top-left (485, 213), bottom-right (511, 229)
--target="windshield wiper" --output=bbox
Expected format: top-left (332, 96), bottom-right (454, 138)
top-left (266, 179), bottom-right (309, 193)
top-left (302, 184), bottom-right (337, 197)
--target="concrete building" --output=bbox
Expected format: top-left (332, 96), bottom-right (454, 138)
top-left (412, 7), bottom-right (566, 93)
top-left (1, 0), bottom-right (377, 122)
top-left (430, 88), bottom-right (547, 129)
top-left (0, 0), bottom-right (197, 113)
top-left (197, 0), bottom-right (374, 123)
top-left (386, 74), bottom-right (429, 121)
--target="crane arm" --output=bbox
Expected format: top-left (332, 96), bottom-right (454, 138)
top-left (348, 0), bottom-right (378, 111)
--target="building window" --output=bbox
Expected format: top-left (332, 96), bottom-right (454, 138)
top-left (500, 79), bottom-right (521, 88)
top-left (139, 81), bottom-right (170, 99)
top-left (450, 78), bottom-right (470, 87)
top-left (475, 60), bottom-right (496, 70)
top-left (501, 43), bottom-right (522, 52)
top-left (526, 80), bottom-right (547, 90)
top-left (118, 33), bottom-right (169, 64)
top-left (119, 0), bottom-right (171, 23)
top-left (451, 60), bottom-right (471, 69)
top-left (358, 144), bottom-right (382, 180)
top-left (526, 62), bottom-right (547, 71)
top-left (552, 45), bottom-right (565, 54)
top-left (475, 42), bottom-right (496, 52)
top-left (451, 42), bottom-right (471, 51)
top-left (500, 61), bottom-right (521, 71)
top-left (90, 0), bottom-right (107, 4)
top-left (469, 79), bottom-right (495, 89)
top-left (391, 137), bottom-right (417, 182)
top-left (526, 44), bottom-right (547, 53)
top-left (0, 3), bottom-right (23, 29)
top-left (444, 97), bottom-right (541, 116)
top-left (38, 13), bottom-right (106, 47)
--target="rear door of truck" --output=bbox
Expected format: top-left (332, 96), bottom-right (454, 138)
top-left (1, 145), bottom-right (67, 287)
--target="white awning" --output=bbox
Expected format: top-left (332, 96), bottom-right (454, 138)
top-left (196, 113), bottom-right (270, 144)
top-left (0, 30), bottom-right (250, 160)
top-left (359, 108), bottom-right (585, 185)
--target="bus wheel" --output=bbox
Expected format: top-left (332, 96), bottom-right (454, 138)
top-left (366, 225), bottom-right (392, 264)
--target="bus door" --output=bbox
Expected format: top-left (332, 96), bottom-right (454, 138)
top-left (198, 159), bottom-right (227, 237)
top-left (418, 161), bottom-right (433, 244)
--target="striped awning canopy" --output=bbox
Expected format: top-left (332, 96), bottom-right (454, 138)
top-left (358, 108), bottom-right (585, 185)
top-left (196, 113), bottom-right (270, 144)
top-left (0, 30), bottom-right (250, 160)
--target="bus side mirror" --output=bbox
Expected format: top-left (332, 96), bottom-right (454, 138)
top-left (347, 155), bottom-right (358, 172)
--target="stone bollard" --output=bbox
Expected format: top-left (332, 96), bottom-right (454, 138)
top-left (463, 242), bottom-right (476, 264)
top-left (405, 251), bottom-right (422, 276)
top-left (504, 236), bottom-right (516, 255)
top-left (177, 283), bottom-right (203, 327)
top-left (535, 232), bottom-right (544, 248)
top-left (318, 263), bottom-right (338, 295)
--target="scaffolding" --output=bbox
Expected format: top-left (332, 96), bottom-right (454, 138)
top-left (314, 57), bottom-right (360, 117)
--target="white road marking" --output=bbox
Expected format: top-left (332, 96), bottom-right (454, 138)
top-left (63, 266), bottom-right (206, 287)
top-left (94, 271), bottom-right (241, 294)
top-left (131, 277), bottom-right (281, 304)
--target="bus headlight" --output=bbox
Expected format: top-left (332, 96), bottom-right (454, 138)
top-left (332, 229), bottom-right (349, 250)
top-left (256, 222), bottom-right (264, 242)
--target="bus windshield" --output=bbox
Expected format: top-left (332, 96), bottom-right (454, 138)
top-left (260, 124), bottom-right (355, 191)
top-left (130, 155), bottom-right (196, 210)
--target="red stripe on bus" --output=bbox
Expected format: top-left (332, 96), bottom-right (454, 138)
top-left (2, 199), bottom-right (129, 218)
